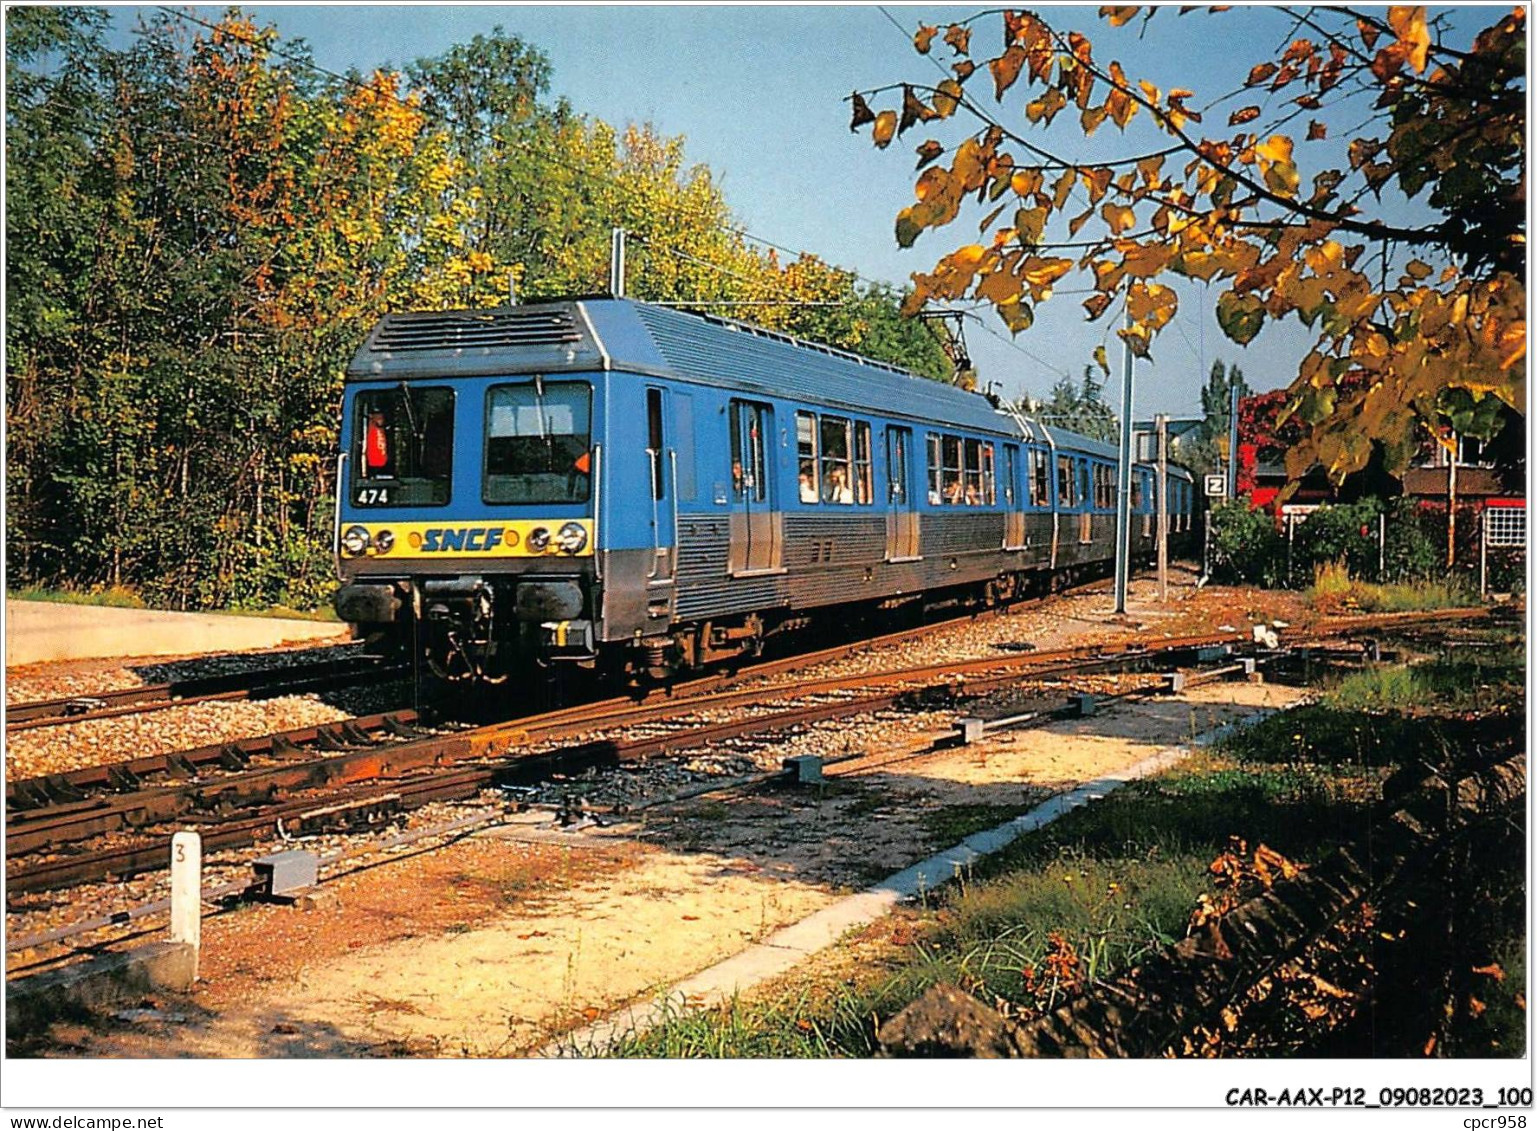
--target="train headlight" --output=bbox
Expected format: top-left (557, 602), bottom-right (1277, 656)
top-left (556, 522), bottom-right (589, 554)
top-left (372, 529), bottom-right (395, 554)
top-left (527, 526), bottom-right (551, 552)
top-left (340, 525), bottom-right (370, 558)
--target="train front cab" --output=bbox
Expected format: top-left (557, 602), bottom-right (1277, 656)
top-left (333, 370), bottom-right (606, 681)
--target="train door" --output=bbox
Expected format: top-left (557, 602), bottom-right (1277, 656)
top-left (885, 425), bottom-right (920, 561)
top-left (728, 399), bottom-right (781, 574)
top-left (1003, 443), bottom-right (1026, 550)
top-left (645, 387), bottom-right (675, 587)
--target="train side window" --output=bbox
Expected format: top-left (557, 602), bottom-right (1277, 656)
top-left (673, 392), bottom-right (696, 501)
top-left (1031, 449), bottom-right (1050, 507)
top-left (729, 400), bottom-right (768, 502)
top-left (819, 416), bottom-right (854, 504)
top-left (853, 422), bottom-right (873, 505)
top-left (962, 439), bottom-right (983, 505)
top-left (796, 412), bottom-right (819, 504)
top-left (1002, 445), bottom-right (1017, 508)
top-left (1095, 464), bottom-right (1114, 510)
top-left (941, 435), bottom-right (964, 505)
top-left (959, 441), bottom-right (995, 506)
top-left (1057, 455), bottom-right (1076, 507)
top-left (647, 388), bottom-right (665, 502)
top-left (926, 434), bottom-right (942, 504)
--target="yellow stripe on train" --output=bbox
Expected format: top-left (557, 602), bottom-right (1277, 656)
top-left (340, 520), bottom-right (594, 559)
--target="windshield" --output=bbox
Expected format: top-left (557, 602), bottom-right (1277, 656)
top-left (352, 386), bottom-right (453, 507)
top-left (484, 381), bottom-right (592, 505)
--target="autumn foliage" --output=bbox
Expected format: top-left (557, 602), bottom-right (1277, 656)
top-left (6, 10), bottom-right (945, 608)
top-left (852, 6), bottom-right (1525, 485)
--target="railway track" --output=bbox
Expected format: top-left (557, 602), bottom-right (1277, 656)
top-left (5, 651), bottom-right (408, 732)
top-left (3, 606), bottom-right (1490, 901)
top-left (4, 637), bottom-right (1242, 896)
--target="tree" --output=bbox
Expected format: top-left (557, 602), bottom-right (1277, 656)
top-left (1178, 359), bottom-right (1250, 475)
top-left (5, 9), bottom-right (950, 609)
top-left (851, 6), bottom-right (1524, 488)
top-left (1029, 367), bottom-right (1118, 443)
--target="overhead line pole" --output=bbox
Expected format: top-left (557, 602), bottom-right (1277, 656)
top-left (1227, 378), bottom-right (1241, 500)
top-left (1113, 306), bottom-right (1135, 615)
top-left (1157, 413), bottom-right (1169, 603)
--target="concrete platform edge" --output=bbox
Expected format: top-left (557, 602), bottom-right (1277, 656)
top-left (6, 941), bottom-right (197, 1042)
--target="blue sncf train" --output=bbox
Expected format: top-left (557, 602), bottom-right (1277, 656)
top-left (332, 298), bottom-right (1196, 682)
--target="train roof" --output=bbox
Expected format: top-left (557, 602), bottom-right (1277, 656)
top-left (347, 297), bottom-right (1119, 457)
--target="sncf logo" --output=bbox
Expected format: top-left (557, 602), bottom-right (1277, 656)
top-left (408, 527), bottom-right (509, 552)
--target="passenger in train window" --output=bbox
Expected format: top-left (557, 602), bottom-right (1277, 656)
top-left (824, 465), bottom-right (854, 505)
top-left (799, 462), bottom-right (818, 503)
top-left (964, 483), bottom-right (981, 506)
top-left (943, 476), bottom-right (964, 505)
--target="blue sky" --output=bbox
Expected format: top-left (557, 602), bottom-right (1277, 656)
top-left (114, 4), bottom-right (1486, 418)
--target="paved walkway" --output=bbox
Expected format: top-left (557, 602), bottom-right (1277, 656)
top-left (5, 600), bottom-right (352, 666)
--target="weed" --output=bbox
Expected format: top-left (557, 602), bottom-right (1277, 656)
top-left (1307, 560), bottom-right (1480, 614)
top-left (921, 802), bottom-right (1032, 845)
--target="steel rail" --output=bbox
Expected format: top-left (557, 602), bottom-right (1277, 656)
top-left (2, 607), bottom-right (1491, 895)
top-left (6, 654), bottom-right (406, 732)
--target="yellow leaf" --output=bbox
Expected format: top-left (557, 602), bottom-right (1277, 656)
top-left (1081, 166), bottom-right (1114, 204)
top-left (977, 266), bottom-right (1023, 305)
top-left (990, 45), bottom-right (1028, 101)
top-left (1011, 168), bottom-right (1044, 198)
top-left (933, 79), bottom-right (963, 118)
top-left (1052, 168), bottom-right (1077, 210)
top-left (944, 24), bottom-right (972, 56)
top-left (1127, 281), bottom-right (1177, 330)
top-left (1100, 6), bottom-right (1140, 27)
top-left (1026, 88), bottom-right (1067, 125)
top-left (999, 299), bottom-right (1034, 332)
top-left (1265, 159), bottom-right (1300, 196)
top-left (1387, 6), bottom-right (1431, 72)
top-left (1256, 134), bottom-right (1294, 165)
top-left (914, 24), bottom-right (939, 53)
top-left (1101, 202), bottom-right (1136, 235)
top-left (1256, 135), bottom-right (1299, 196)
top-left (1021, 255), bottom-right (1074, 298)
top-left (873, 110), bottom-right (898, 148)
top-left (1015, 206), bottom-right (1048, 245)
top-left (1105, 62), bottom-right (1137, 129)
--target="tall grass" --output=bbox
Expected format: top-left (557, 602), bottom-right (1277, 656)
top-left (8, 584), bottom-right (147, 609)
top-left (607, 752), bottom-right (1376, 1058)
top-left (1307, 559), bottom-right (1479, 614)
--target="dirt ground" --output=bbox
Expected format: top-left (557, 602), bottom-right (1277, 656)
top-left (24, 675), bottom-right (1307, 1059)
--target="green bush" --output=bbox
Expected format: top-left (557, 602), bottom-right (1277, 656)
top-left (1382, 497), bottom-right (1442, 581)
top-left (1289, 498), bottom-right (1382, 583)
top-left (1207, 499), bottom-right (1286, 586)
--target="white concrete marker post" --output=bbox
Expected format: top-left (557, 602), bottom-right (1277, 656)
top-left (170, 830), bottom-right (202, 981)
